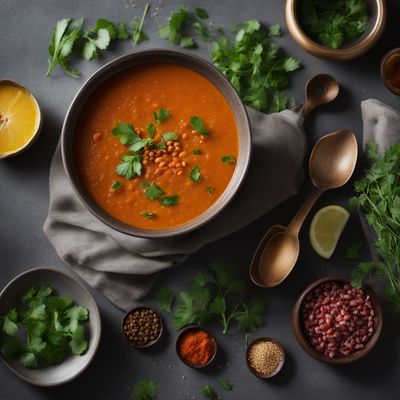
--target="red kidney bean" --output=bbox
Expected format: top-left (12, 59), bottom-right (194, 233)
top-left (300, 280), bottom-right (377, 359)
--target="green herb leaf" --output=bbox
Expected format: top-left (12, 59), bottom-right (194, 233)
top-left (140, 212), bottom-right (157, 219)
top-left (189, 166), bottom-right (202, 183)
top-left (154, 108), bottom-right (171, 123)
top-left (112, 123), bottom-right (140, 145)
top-left (155, 287), bottom-right (175, 313)
top-left (147, 123), bottom-right (156, 139)
top-left (221, 155), bottom-right (236, 164)
top-left (46, 18), bottom-right (84, 77)
top-left (201, 384), bottom-right (216, 399)
top-left (132, 3), bottom-right (150, 45)
top-left (155, 142), bottom-right (166, 150)
top-left (192, 149), bottom-right (202, 155)
top-left (2, 308), bottom-right (18, 336)
top-left (130, 379), bottom-right (159, 400)
top-left (159, 195), bottom-right (179, 207)
top-left (144, 183), bottom-right (164, 200)
top-left (20, 352), bottom-right (37, 368)
top-left (196, 8), bottom-right (209, 19)
top-left (233, 297), bottom-right (266, 332)
top-left (162, 132), bottom-right (179, 142)
top-left (116, 154), bottom-right (142, 179)
top-left (207, 186), bottom-right (215, 195)
top-left (116, 22), bottom-right (130, 40)
top-left (269, 24), bottom-right (282, 36)
top-left (69, 325), bottom-right (88, 355)
top-left (218, 378), bottom-right (233, 391)
top-left (129, 137), bottom-right (153, 152)
top-left (190, 116), bottom-right (208, 136)
top-left (1, 337), bottom-right (23, 359)
top-left (111, 181), bottom-right (123, 190)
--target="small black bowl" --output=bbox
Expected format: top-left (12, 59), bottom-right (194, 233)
top-left (175, 326), bottom-right (217, 369)
top-left (121, 306), bottom-right (163, 349)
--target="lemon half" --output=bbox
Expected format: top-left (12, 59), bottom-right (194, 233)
top-left (0, 81), bottom-right (41, 159)
top-left (309, 205), bottom-right (350, 259)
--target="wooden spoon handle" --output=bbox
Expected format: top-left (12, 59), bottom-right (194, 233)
top-left (288, 188), bottom-right (322, 236)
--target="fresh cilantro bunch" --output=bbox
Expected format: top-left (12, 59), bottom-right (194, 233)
top-left (156, 261), bottom-right (266, 334)
top-left (0, 285), bottom-right (89, 368)
top-left (349, 141), bottom-right (400, 309)
top-left (130, 379), bottom-right (159, 400)
top-left (299, 0), bottom-right (369, 49)
top-left (211, 20), bottom-right (300, 113)
top-left (159, 5), bottom-right (219, 48)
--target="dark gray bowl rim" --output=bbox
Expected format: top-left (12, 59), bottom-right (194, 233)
top-left (0, 267), bottom-right (102, 386)
top-left (61, 48), bottom-right (252, 239)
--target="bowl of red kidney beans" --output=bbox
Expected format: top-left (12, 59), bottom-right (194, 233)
top-left (292, 276), bottom-right (383, 364)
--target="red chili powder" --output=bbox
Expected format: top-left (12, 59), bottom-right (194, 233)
top-left (178, 329), bottom-right (215, 366)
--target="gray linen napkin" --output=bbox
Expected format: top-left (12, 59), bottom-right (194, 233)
top-left (44, 107), bottom-right (307, 310)
top-left (360, 99), bottom-right (400, 267)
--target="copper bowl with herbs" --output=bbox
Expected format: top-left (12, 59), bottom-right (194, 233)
top-left (285, 0), bottom-right (386, 61)
top-left (121, 306), bottom-right (163, 348)
top-left (175, 326), bottom-right (217, 369)
top-left (292, 276), bottom-right (383, 364)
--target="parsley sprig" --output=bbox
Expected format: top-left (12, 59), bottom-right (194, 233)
top-left (0, 285), bottom-right (89, 368)
top-left (211, 19), bottom-right (300, 113)
top-left (155, 261), bottom-right (266, 334)
top-left (350, 141), bottom-right (400, 310)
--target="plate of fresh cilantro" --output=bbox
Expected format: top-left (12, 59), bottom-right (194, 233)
top-left (0, 267), bottom-right (101, 386)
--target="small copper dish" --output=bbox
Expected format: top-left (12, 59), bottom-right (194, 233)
top-left (292, 276), bottom-right (383, 364)
top-left (285, 0), bottom-right (386, 61)
top-left (380, 48), bottom-right (400, 96)
top-left (175, 326), bottom-right (217, 369)
top-left (121, 306), bottom-right (163, 349)
top-left (246, 337), bottom-right (285, 379)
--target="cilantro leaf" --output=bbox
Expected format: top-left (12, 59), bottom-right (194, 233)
top-left (218, 378), bottom-right (233, 391)
top-left (130, 380), bottom-right (159, 400)
top-left (140, 212), bottom-right (157, 219)
top-left (116, 22), bottom-right (130, 40)
top-left (129, 138), bottom-right (153, 152)
top-left (155, 287), bottom-right (175, 313)
top-left (69, 325), bottom-right (88, 355)
top-left (159, 195), bottom-right (179, 206)
top-left (46, 17), bottom-right (84, 77)
top-left (144, 183), bottom-right (164, 200)
top-left (116, 154), bottom-right (142, 179)
top-left (221, 155), bottom-right (235, 164)
top-left (2, 308), bottom-right (18, 336)
top-left (189, 166), bottom-right (202, 183)
top-left (112, 181), bottom-right (123, 190)
top-left (1, 337), bottom-right (23, 359)
top-left (233, 297), bottom-right (266, 332)
top-left (201, 385), bottom-right (216, 399)
top-left (112, 123), bottom-right (140, 145)
top-left (190, 116), bottom-right (208, 136)
top-left (162, 132), bottom-right (179, 141)
top-left (154, 108), bottom-right (171, 123)
top-left (20, 352), bottom-right (37, 368)
top-left (269, 24), bottom-right (282, 36)
top-left (132, 3), bottom-right (150, 45)
top-left (207, 186), bottom-right (215, 195)
top-left (147, 123), bottom-right (156, 139)
top-left (27, 336), bottom-right (47, 353)
top-left (196, 8), bottom-right (209, 19)
top-left (192, 149), bottom-right (202, 155)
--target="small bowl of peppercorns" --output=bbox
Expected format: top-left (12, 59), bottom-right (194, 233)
top-left (122, 306), bottom-right (163, 348)
top-left (292, 276), bottom-right (383, 364)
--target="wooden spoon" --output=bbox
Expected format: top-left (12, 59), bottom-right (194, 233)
top-left (250, 130), bottom-right (358, 287)
top-left (292, 74), bottom-right (339, 115)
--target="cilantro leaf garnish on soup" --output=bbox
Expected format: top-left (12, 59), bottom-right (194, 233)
top-left (74, 63), bottom-right (238, 229)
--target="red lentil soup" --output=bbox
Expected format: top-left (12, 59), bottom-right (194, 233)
top-left (74, 63), bottom-right (238, 230)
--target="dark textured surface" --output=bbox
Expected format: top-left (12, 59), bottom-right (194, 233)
top-left (0, 0), bottom-right (399, 399)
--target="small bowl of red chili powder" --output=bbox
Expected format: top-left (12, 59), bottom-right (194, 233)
top-left (176, 326), bottom-right (217, 368)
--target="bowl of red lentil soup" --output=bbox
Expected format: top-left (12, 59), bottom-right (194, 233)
top-left (121, 307), bottom-right (163, 349)
top-left (61, 49), bottom-right (251, 238)
top-left (175, 326), bottom-right (217, 369)
top-left (292, 276), bottom-right (383, 364)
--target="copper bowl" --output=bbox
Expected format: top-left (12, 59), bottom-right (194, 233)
top-left (121, 306), bottom-right (163, 349)
top-left (246, 337), bottom-right (285, 379)
top-left (285, 0), bottom-right (386, 61)
top-left (175, 326), bottom-right (217, 369)
top-left (292, 276), bottom-right (383, 364)
top-left (380, 48), bottom-right (400, 95)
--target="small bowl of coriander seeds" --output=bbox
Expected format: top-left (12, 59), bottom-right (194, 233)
top-left (246, 337), bottom-right (285, 379)
top-left (122, 306), bottom-right (163, 348)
